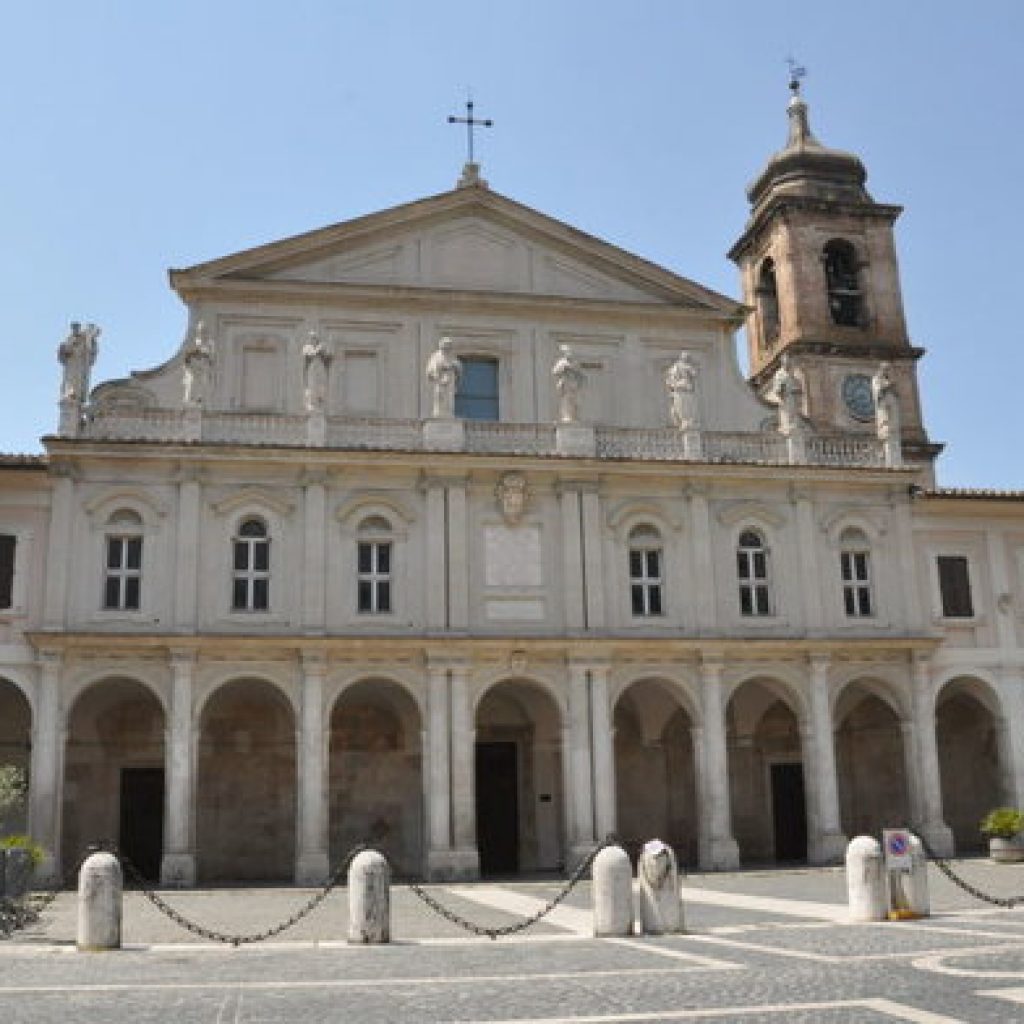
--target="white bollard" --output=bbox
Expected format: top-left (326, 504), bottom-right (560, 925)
top-left (592, 844), bottom-right (633, 937)
top-left (77, 851), bottom-right (122, 951)
top-left (845, 835), bottom-right (886, 923)
top-left (638, 839), bottom-right (683, 935)
top-left (348, 850), bottom-right (390, 944)
top-left (906, 834), bottom-right (930, 918)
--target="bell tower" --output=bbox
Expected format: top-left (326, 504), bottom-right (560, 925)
top-left (728, 79), bottom-right (938, 463)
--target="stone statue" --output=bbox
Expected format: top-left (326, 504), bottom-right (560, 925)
top-left (871, 361), bottom-right (900, 441)
top-left (182, 322), bottom-right (214, 408)
top-left (767, 353), bottom-right (806, 435)
top-left (58, 322), bottom-right (99, 402)
top-left (302, 331), bottom-right (331, 413)
top-left (426, 337), bottom-right (462, 418)
top-left (552, 344), bottom-right (585, 424)
top-left (664, 351), bottom-right (700, 431)
top-left (495, 471), bottom-right (529, 526)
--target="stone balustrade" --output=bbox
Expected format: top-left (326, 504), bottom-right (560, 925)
top-left (75, 406), bottom-right (891, 468)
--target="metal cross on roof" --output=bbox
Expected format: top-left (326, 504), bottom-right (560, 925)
top-left (447, 97), bottom-right (493, 165)
top-left (786, 56), bottom-right (807, 94)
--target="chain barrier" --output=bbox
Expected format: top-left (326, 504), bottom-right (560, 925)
top-left (914, 828), bottom-right (1024, 909)
top-left (103, 841), bottom-right (373, 946)
top-left (407, 836), bottom-right (615, 940)
top-left (0, 848), bottom-right (93, 941)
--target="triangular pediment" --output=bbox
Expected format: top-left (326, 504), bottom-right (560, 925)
top-left (170, 185), bottom-right (742, 316)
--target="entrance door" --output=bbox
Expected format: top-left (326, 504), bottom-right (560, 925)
top-left (475, 741), bottom-right (519, 875)
top-left (120, 766), bottom-right (165, 881)
top-left (770, 762), bottom-right (807, 862)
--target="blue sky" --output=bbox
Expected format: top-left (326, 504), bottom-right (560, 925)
top-left (2, 1), bottom-right (1021, 487)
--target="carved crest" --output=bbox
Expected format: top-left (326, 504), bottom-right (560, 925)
top-left (495, 471), bottom-right (529, 526)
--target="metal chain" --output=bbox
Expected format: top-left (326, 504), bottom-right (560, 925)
top-left (1, 848), bottom-right (93, 941)
top-left (106, 841), bottom-right (373, 946)
top-left (407, 837), bottom-right (614, 940)
top-left (914, 828), bottom-right (1023, 909)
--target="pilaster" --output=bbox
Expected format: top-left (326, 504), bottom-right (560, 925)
top-left (173, 467), bottom-right (201, 631)
top-left (301, 472), bottom-right (327, 632)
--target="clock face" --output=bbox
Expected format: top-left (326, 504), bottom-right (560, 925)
top-left (842, 373), bottom-right (875, 421)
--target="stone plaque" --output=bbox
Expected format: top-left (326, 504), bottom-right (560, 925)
top-left (484, 525), bottom-right (543, 587)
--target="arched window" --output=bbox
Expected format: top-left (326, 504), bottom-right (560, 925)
top-left (737, 529), bottom-right (772, 617)
top-left (455, 356), bottom-right (499, 421)
top-left (356, 515), bottom-right (393, 614)
top-left (628, 525), bottom-right (663, 617)
top-left (103, 509), bottom-right (143, 611)
top-left (756, 258), bottom-right (780, 344)
top-left (823, 240), bottom-right (863, 327)
top-left (232, 518), bottom-right (270, 611)
top-left (839, 528), bottom-right (873, 617)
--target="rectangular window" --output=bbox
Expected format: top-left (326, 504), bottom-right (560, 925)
top-left (937, 555), bottom-right (974, 618)
top-left (0, 535), bottom-right (14, 609)
top-left (737, 549), bottom-right (772, 616)
top-left (629, 547), bottom-right (663, 617)
top-left (232, 533), bottom-right (270, 611)
top-left (455, 357), bottom-right (499, 421)
top-left (841, 550), bottom-right (873, 617)
top-left (357, 541), bottom-right (392, 614)
top-left (103, 535), bottom-right (142, 611)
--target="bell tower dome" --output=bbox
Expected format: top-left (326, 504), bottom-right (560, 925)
top-left (728, 79), bottom-right (937, 463)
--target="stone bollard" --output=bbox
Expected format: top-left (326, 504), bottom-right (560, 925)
top-left (638, 839), bottom-right (683, 935)
top-left (77, 851), bottom-right (123, 951)
top-left (348, 850), bottom-right (390, 944)
top-left (845, 835), bottom-right (886, 923)
top-left (905, 834), bottom-right (930, 917)
top-left (592, 844), bottom-right (633, 937)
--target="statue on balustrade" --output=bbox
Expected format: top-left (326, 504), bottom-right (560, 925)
top-left (552, 344), bottom-right (585, 424)
top-left (182, 322), bottom-right (214, 408)
top-left (664, 351), bottom-right (700, 431)
top-left (871, 361), bottom-right (901, 442)
top-left (767, 353), bottom-right (806, 435)
top-left (302, 331), bottom-right (332, 413)
top-left (58, 321), bottom-right (99, 402)
top-left (426, 337), bottom-right (462, 418)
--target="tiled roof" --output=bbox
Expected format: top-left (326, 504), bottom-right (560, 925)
top-left (0, 453), bottom-right (47, 468)
top-left (917, 487), bottom-right (1024, 501)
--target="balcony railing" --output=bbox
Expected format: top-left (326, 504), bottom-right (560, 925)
top-left (77, 407), bottom-right (890, 468)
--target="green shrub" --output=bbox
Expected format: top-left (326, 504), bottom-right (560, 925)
top-left (0, 764), bottom-right (27, 831)
top-left (980, 808), bottom-right (1024, 839)
top-left (0, 834), bottom-right (45, 867)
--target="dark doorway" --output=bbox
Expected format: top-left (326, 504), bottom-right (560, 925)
top-left (120, 766), bottom-right (164, 881)
top-left (770, 762), bottom-right (807, 862)
top-left (475, 741), bottom-right (519, 875)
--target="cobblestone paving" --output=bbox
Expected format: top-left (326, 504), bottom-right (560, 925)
top-left (6, 859), bottom-right (1024, 1021)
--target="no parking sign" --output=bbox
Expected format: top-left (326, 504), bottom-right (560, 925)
top-left (883, 828), bottom-right (913, 872)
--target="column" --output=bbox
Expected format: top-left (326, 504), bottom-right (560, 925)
top-left (28, 649), bottom-right (63, 883)
top-left (424, 480), bottom-right (447, 630)
top-left (566, 660), bottom-right (595, 863)
top-left (590, 663), bottom-right (616, 840)
top-left (173, 467), bottom-right (201, 631)
top-left (698, 655), bottom-right (739, 870)
top-left (806, 655), bottom-right (847, 864)
top-left (580, 486), bottom-right (605, 629)
top-left (447, 480), bottom-right (469, 630)
top-left (910, 652), bottom-right (954, 856)
top-left (161, 650), bottom-right (197, 886)
top-left (295, 652), bottom-right (329, 884)
top-left (998, 669), bottom-right (1024, 808)
top-left (425, 660), bottom-right (451, 872)
top-left (559, 485), bottom-right (585, 630)
top-left (687, 486), bottom-right (716, 630)
top-left (301, 473), bottom-right (327, 632)
top-left (449, 662), bottom-right (478, 876)
top-left (43, 466), bottom-right (74, 628)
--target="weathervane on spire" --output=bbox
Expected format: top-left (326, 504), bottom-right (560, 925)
top-left (786, 56), bottom-right (807, 95)
top-left (447, 92), bottom-right (493, 166)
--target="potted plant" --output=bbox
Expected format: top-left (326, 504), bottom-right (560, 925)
top-left (981, 808), bottom-right (1024, 862)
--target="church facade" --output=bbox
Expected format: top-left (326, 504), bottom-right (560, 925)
top-left (2, 87), bottom-right (1023, 885)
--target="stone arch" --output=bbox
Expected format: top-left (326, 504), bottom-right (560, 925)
top-left (0, 677), bottom-right (33, 836)
top-left (62, 677), bottom-right (166, 879)
top-left (196, 677), bottom-right (296, 882)
top-left (834, 678), bottom-right (910, 840)
top-left (195, 671), bottom-right (297, 723)
top-left (726, 676), bottom-right (808, 864)
top-left (613, 677), bottom-right (699, 867)
top-left (936, 675), bottom-right (1007, 852)
top-left (474, 678), bottom-right (564, 875)
top-left (328, 678), bottom-right (424, 877)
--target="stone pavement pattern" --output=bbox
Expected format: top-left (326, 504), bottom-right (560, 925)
top-left (7, 860), bottom-right (1024, 1021)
